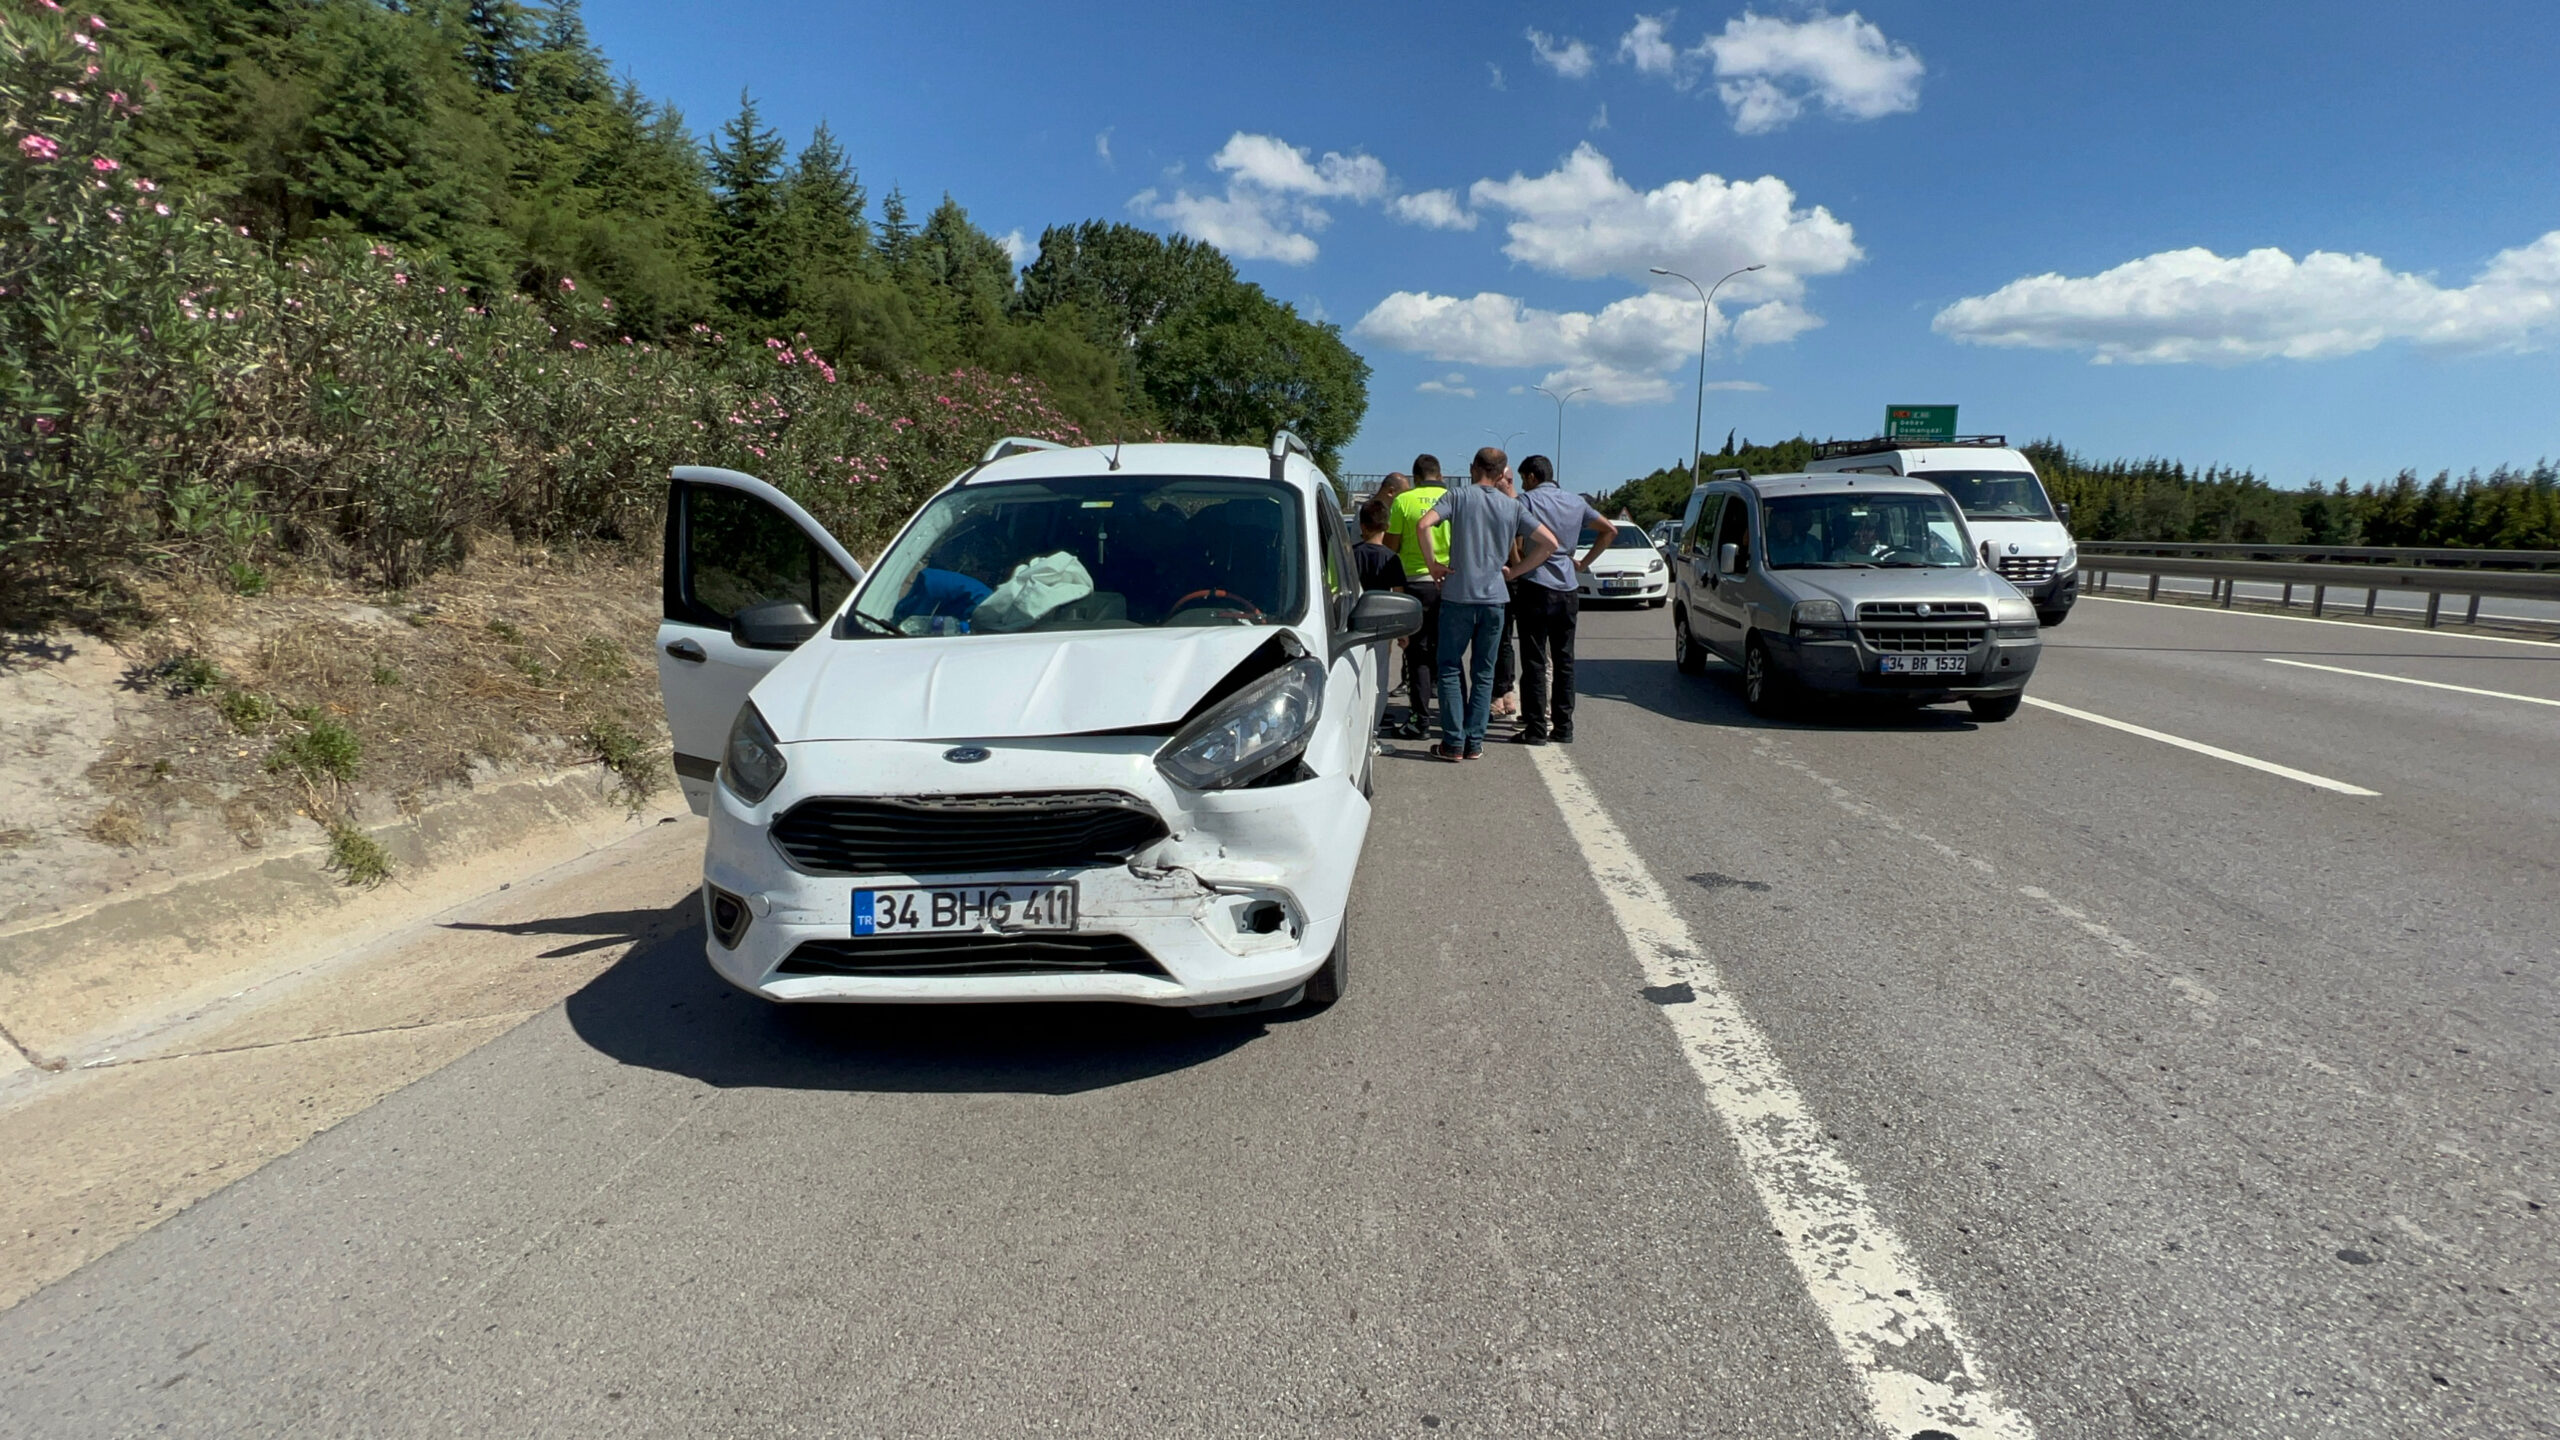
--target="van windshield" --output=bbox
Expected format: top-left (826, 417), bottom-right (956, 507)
top-left (846, 476), bottom-right (1306, 637)
top-left (1763, 493), bottom-right (1973, 569)
top-left (1920, 470), bottom-right (2056, 521)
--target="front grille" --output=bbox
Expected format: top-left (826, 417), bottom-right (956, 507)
top-left (1857, 601), bottom-right (1989, 621)
top-left (776, 932), bottom-right (1168, 979)
top-left (770, 791), bottom-right (1169, 876)
top-left (1859, 626), bottom-right (1986, 653)
top-left (1997, 556), bottom-right (2059, 584)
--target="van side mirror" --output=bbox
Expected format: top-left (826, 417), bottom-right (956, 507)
top-left (1717, 542), bottom-right (1742, 576)
top-left (733, 599), bottom-right (821, 650)
top-left (2056, 502), bottom-right (2072, 524)
top-left (1348, 589), bottom-right (1423, 643)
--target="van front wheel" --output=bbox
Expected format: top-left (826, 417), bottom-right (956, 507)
top-left (1742, 634), bottom-right (1790, 717)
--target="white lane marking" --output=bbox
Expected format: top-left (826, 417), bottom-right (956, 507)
top-left (2021, 697), bottom-right (2379, 796)
top-left (2263, 656), bottom-right (2560, 708)
top-left (1529, 746), bottom-right (2038, 1440)
top-left (2081, 595), bottom-right (2560, 650)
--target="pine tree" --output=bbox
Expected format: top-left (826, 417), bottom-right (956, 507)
top-left (780, 121), bottom-right (873, 287)
top-left (707, 91), bottom-right (791, 322)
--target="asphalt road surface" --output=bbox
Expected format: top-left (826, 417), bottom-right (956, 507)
top-left (3, 596), bottom-right (2554, 1438)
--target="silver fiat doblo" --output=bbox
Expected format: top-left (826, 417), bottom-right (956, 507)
top-left (1668, 471), bottom-right (2042, 720)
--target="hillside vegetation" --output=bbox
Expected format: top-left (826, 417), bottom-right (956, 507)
top-left (1596, 439), bottom-right (2560, 549)
top-left (3, 0), bottom-right (1368, 611)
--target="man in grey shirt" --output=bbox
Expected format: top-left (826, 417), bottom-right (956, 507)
top-left (1417, 448), bottom-right (1559, 759)
top-left (1509, 454), bottom-right (1612, 745)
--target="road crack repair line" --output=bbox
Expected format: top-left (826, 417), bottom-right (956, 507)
top-left (1529, 745), bottom-right (2039, 1440)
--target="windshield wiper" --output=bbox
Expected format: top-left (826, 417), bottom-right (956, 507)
top-left (840, 609), bottom-right (900, 638)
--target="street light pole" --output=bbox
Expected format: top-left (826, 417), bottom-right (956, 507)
top-left (1650, 263), bottom-right (1763, 478)
top-left (1532, 384), bottom-right (1590, 483)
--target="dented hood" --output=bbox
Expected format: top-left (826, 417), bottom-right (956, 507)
top-left (759, 627), bottom-right (1279, 742)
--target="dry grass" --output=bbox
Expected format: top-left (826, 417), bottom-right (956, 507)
top-left (86, 536), bottom-right (668, 866)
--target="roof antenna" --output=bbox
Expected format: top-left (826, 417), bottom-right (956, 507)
top-left (1107, 432), bottom-right (1124, 471)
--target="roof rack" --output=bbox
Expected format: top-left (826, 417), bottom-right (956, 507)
top-left (1812, 434), bottom-right (2008, 460)
top-left (979, 436), bottom-right (1066, 463)
top-left (1709, 466), bottom-right (1750, 482)
top-left (1269, 429), bottom-right (1313, 483)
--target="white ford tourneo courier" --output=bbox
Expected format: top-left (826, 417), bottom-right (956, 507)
top-left (654, 434), bottom-right (1422, 1016)
top-left (1804, 436), bottom-right (2079, 626)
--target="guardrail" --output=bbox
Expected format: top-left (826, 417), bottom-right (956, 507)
top-left (2078, 545), bottom-right (2560, 626)
top-left (2079, 541), bottom-right (2560, 571)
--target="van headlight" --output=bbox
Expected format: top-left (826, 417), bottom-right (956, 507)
top-left (1990, 595), bottom-right (2037, 626)
top-left (2060, 543), bottom-right (2078, 572)
top-left (721, 702), bottom-right (788, 804)
top-left (1791, 598), bottom-right (1850, 638)
top-left (1157, 658), bottom-right (1325, 790)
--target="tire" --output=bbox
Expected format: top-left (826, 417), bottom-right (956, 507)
top-left (2037, 607), bottom-right (2070, 628)
top-left (1742, 633), bottom-right (1790, 717)
top-left (1968, 694), bottom-right (2024, 722)
top-left (1302, 916), bottom-right (1348, 1007)
top-left (1674, 608), bottom-right (1709, 676)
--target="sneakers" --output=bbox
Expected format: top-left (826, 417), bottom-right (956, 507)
top-left (1431, 743), bottom-right (1465, 762)
top-left (1462, 743), bottom-right (1484, 761)
top-left (1509, 731), bottom-right (1548, 746)
top-left (1550, 728), bottom-right (1574, 744)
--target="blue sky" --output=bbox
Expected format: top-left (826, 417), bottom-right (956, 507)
top-left (585, 1), bottom-right (2559, 490)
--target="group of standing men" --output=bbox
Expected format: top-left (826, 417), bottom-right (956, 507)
top-left (1351, 447), bottom-right (1612, 761)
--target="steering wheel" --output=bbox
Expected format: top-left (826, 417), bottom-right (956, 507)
top-left (1170, 588), bottom-right (1265, 621)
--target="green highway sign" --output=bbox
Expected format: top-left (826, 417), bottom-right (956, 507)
top-left (1884, 404), bottom-right (1957, 442)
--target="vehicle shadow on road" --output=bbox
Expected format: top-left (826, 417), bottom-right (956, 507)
top-left (555, 899), bottom-right (1265, 1095)
top-left (1573, 655), bottom-right (1983, 733)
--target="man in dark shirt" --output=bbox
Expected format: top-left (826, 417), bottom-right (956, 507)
top-left (1354, 497), bottom-right (1404, 592)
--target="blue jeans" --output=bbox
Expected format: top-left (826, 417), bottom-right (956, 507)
top-left (1435, 600), bottom-right (1506, 749)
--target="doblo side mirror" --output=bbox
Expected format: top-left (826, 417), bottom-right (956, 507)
top-left (1717, 542), bottom-right (1742, 576)
top-left (733, 599), bottom-right (821, 650)
top-left (1348, 590), bottom-right (1424, 643)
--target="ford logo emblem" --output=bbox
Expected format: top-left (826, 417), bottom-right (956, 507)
top-left (942, 746), bottom-right (991, 764)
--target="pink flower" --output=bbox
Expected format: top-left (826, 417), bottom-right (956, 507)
top-left (106, 91), bottom-right (127, 109)
top-left (51, 88), bottom-right (79, 103)
top-left (559, 276), bottom-right (575, 291)
top-left (154, 203), bottom-right (171, 216)
top-left (33, 417), bottom-right (56, 435)
top-left (89, 14), bottom-right (108, 29)
top-left (91, 155), bottom-right (119, 172)
top-left (392, 273), bottom-right (408, 286)
top-left (369, 244), bottom-right (393, 260)
top-left (570, 340), bottom-right (588, 351)
top-left (134, 177), bottom-right (154, 192)
top-left (72, 32), bottom-right (98, 52)
top-left (18, 135), bottom-right (60, 161)
top-left (34, 0), bottom-right (61, 10)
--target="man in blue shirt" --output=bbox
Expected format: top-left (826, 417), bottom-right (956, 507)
top-left (1509, 455), bottom-right (1611, 745)
top-left (1415, 448), bottom-right (1560, 760)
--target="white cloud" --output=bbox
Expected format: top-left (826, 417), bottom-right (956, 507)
top-left (1211, 133), bottom-right (1388, 201)
top-left (1933, 232), bottom-right (2560, 364)
top-left (1703, 11), bottom-right (1924, 133)
top-left (1619, 13), bottom-right (1678, 77)
top-left (1527, 28), bottom-right (1595, 79)
top-left (996, 229), bottom-right (1032, 268)
top-left (1387, 188), bottom-right (1477, 231)
top-left (1590, 102), bottom-right (1610, 131)
top-left (1130, 187), bottom-right (1319, 265)
top-left (1417, 372), bottom-right (1477, 398)
top-left (1355, 288), bottom-right (1789, 404)
top-left (1487, 61), bottom-right (1507, 90)
top-left (1133, 131), bottom-right (1389, 266)
top-left (1094, 128), bottom-right (1113, 166)
top-left (1704, 379), bottom-right (1771, 392)
top-left (1467, 143), bottom-right (1861, 295)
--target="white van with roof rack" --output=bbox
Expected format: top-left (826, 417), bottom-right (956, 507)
top-left (1803, 435), bottom-right (2079, 626)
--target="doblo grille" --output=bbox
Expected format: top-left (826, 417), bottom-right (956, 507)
top-left (769, 791), bottom-right (1169, 876)
top-left (778, 933), bottom-right (1168, 979)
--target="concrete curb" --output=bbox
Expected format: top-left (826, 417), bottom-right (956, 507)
top-left (0, 765), bottom-right (691, 1071)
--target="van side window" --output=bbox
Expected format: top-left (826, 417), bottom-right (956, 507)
top-left (1716, 496), bottom-right (1752, 573)
top-left (1680, 490), bottom-right (1713, 553)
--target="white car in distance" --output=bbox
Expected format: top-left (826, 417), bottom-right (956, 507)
top-left (653, 434), bottom-right (1422, 1016)
top-left (1576, 521), bottom-right (1670, 606)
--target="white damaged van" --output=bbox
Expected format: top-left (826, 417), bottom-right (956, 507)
top-left (1805, 436), bottom-right (2079, 626)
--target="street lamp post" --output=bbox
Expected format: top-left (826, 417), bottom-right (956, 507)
top-left (1650, 263), bottom-right (1763, 478)
top-left (1532, 384), bottom-right (1590, 483)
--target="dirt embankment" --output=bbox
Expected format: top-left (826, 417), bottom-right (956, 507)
top-left (1, 541), bottom-right (669, 934)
